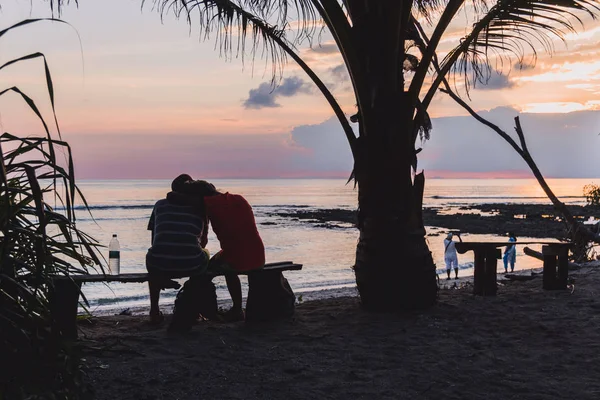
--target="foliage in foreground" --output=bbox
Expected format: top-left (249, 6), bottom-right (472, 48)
top-left (0, 19), bottom-right (102, 398)
top-left (584, 184), bottom-right (600, 207)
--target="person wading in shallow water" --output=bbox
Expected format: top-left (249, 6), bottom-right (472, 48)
top-left (503, 232), bottom-right (517, 273)
top-left (444, 232), bottom-right (462, 280)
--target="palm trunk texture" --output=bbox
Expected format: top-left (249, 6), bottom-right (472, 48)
top-left (352, 114), bottom-right (437, 310)
top-left (348, 1), bottom-right (437, 310)
top-left (354, 169), bottom-right (437, 310)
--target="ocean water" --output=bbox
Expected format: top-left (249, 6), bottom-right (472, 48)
top-left (71, 178), bottom-right (593, 314)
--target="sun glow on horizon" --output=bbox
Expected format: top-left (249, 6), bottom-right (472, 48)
top-left (522, 101), bottom-right (600, 113)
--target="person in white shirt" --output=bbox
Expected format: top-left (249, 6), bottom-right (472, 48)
top-left (444, 232), bottom-right (462, 280)
top-left (503, 232), bottom-right (517, 273)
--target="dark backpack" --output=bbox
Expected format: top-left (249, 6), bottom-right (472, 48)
top-left (245, 270), bottom-right (295, 322)
top-left (169, 275), bottom-right (218, 332)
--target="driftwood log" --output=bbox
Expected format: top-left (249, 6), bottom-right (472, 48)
top-left (523, 246), bottom-right (600, 270)
top-left (503, 273), bottom-right (536, 281)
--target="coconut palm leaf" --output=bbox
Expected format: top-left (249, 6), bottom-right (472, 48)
top-left (151, 0), bottom-right (357, 153)
top-left (424, 0), bottom-right (600, 107)
top-left (149, 0), bottom-right (316, 77)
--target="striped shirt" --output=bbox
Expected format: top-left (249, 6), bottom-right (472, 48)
top-left (146, 197), bottom-right (209, 277)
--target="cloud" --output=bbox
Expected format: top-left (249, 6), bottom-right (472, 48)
top-left (63, 120), bottom-right (355, 179)
top-left (513, 62), bottom-right (536, 71)
top-left (63, 109), bottom-right (600, 179)
top-left (419, 109), bottom-right (600, 178)
top-left (276, 76), bottom-right (311, 96)
top-left (474, 73), bottom-right (515, 90)
top-left (243, 77), bottom-right (311, 109)
top-left (309, 43), bottom-right (339, 54)
top-left (288, 116), bottom-right (355, 172)
top-left (243, 83), bottom-right (279, 109)
top-left (327, 64), bottom-right (351, 91)
top-left (330, 64), bottom-right (349, 81)
top-left (516, 60), bottom-right (600, 84)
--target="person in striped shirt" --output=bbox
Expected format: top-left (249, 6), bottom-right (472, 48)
top-left (146, 174), bottom-right (210, 324)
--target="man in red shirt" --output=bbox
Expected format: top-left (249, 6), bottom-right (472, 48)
top-left (198, 181), bottom-right (265, 321)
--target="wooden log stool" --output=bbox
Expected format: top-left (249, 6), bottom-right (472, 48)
top-left (542, 243), bottom-right (570, 290)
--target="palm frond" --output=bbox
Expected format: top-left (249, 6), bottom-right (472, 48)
top-left (413, 0), bottom-right (455, 24)
top-left (148, 0), bottom-right (319, 81)
top-left (424, 0), bottom-right (600, 106)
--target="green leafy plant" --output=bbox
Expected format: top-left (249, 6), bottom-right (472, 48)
top-left (584, 184), bottom-right (600, 207)
top-left (0, 19), bottom-right (102, 398)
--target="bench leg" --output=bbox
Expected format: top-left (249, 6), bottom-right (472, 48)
top-left (483, 251), bottom-right (498, 296)
top-left (473, 251), bottom-right (485, 295)
top-left (50, 279), bottom-right (82, 340)
top-left (474, 249), bottom-right (499, 296)
top-left (543, 252), bottom-right (558, 290)
top-left (557, 247), bottom-right (569, 289)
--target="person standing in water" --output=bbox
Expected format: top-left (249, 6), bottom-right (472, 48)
top-left (503, 232), bottom-right (517, 273)
top-left (444, 232), bottom-right (462, 280)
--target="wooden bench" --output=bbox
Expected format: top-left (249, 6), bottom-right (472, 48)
top-left (50, 261), bottom-right (302, 340)
top-left (454, 242), bottom-right (571, 296)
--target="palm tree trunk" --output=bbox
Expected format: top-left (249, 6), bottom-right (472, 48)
top-left (353, 119), bottom-right (437, 311)
top-left (348, 2), bottom-right (437, 310)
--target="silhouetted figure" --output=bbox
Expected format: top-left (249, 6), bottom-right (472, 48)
top-left (503, 232), bottom-right (517, 273)
top-left (200, 182), bottom-right (265, 322)
top-left (444, 232), bottom-right (462, 280)
top-left (145, 174), bottom-right (210, 324)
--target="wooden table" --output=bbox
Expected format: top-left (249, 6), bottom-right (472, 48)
top-left (454, 242), bottom-right (571, 296)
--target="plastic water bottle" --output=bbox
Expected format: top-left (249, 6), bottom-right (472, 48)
top-left (108, 234), bottom-right (120, 275)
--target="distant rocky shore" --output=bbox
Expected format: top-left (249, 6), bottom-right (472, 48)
top-left (263, 203), bottom-right (600, 239)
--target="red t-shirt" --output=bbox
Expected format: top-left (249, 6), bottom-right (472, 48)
top-left (204, 193), bottom-right (265, 271)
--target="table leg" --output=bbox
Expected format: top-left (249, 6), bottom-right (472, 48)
top-left (473, 251), bottom-right (485, 296)
top-left (483, 250), bottom-right (498, 296)
top-left (557, 247), bottom-right (569, 290)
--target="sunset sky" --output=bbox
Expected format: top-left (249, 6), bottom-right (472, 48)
top-left (1, 0), bottom-right (600, 178)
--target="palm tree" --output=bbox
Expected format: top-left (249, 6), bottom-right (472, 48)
top-left (55, 0), bottom-right (600, 310)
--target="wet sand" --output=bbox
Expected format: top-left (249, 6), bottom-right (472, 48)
top-left (81, 265), bottom-right (600, 399)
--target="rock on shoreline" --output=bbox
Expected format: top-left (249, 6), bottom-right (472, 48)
top-left (263, 203), bottom-right (600, 239)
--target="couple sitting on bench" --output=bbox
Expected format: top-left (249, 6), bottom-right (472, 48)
top-left (146, 174), bottom-right (265, 325)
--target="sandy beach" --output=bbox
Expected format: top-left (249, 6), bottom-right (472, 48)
top-left (80, 264), bottom-right (600, 400)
